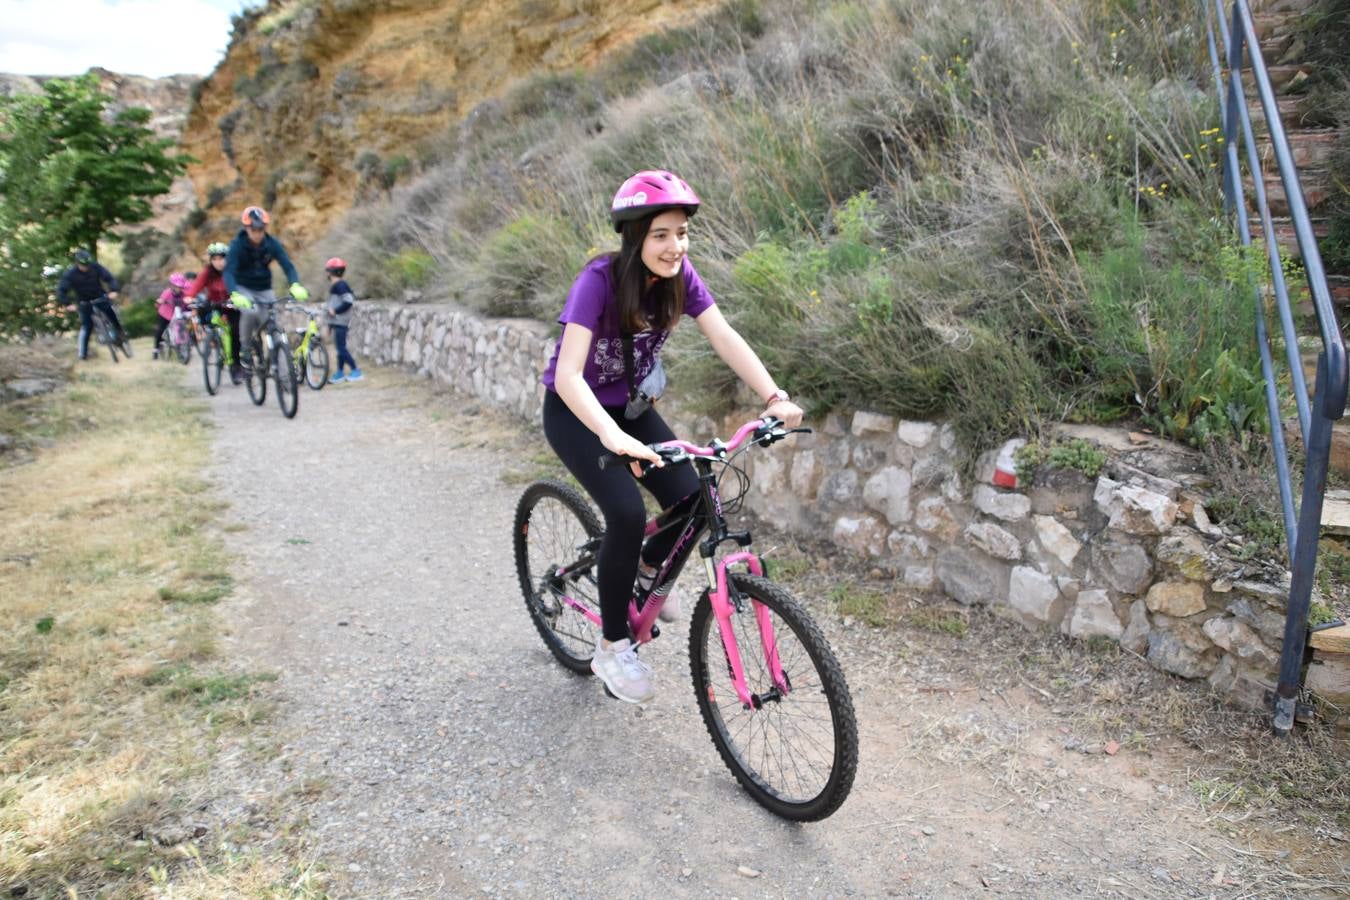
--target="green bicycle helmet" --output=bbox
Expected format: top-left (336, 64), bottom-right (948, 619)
top-left (206, 242), bottom-right (228, 256)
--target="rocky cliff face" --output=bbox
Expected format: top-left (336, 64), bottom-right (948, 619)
top-left (182, 0), bottom-right (720, 250)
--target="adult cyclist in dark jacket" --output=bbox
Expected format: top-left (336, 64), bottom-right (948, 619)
top-left (58, 249), bottom-right (125, 360)
top-left (224, 205), bottom-right (309, 369)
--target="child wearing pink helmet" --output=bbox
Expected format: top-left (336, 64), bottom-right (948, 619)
top-left (153, 272), bottom-right (191, 359)
top-left (540, 170), bottom-right (803, 704)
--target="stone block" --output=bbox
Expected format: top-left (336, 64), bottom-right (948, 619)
top-left (822, 413), bottom-right (848, 437)
top-left (1066, 589), bottom-right (1123, 640)
top-left (851, 411), bottom-right (895, 437)
top-left (904, 565), bottom-right (937, 590)
top-left (1028, 468), bottom-right (1096, 516)
top-left (862, 466), bottom-right (914, 525)
top-left (897, 420), bottom-right (938, 448)
top-left (1033, 515), bottom-right (1081, 569)
top-left (912, 452), bottom-right (954, 489)
top-left (964, 521), bottom-right (1022, 561)
top-left (753, 452), bottom-right (788, 496)
top-left (1009, 566), bottom-right (1065, 626)
top-left (1202, 617), bottom-right (1279, 668)
top-left (1096, 481), bottom-right (1179, 535)
top-left (936, 546), bottom-right (1010, 606)
top-left (833, 515), bottom-right (887, 557)
top-left (1090, 535), bottom-right (1153, 594)
top-left (1147, 629), bottom-right (1218, 679)
top-left (818, 469), bottom-right (859, 505)
top-left (789, 450), bottom-right (823, 498)
top-left (852, 442), bottom-right (888, 472)
top-left (939, 423), bottom-right (957, 452)
top-left (1145, 581), bottom-right (1207, 617)
top-left (1227, 596), bottom-right (1287, 642)
top-left (1154, 529), bottom-right (1213, 581)
top-left (914, 497), bottom-right (959, 540)
top-left (1120, 599), bottom-right (1150, 654)
top-left (886, 531), bottom-right (931, 564)
top-left (1306, 655), bottom-right (1350, 707)
top-left (972, 484), bottom-right (1031, 522)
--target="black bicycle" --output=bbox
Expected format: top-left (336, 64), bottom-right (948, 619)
top-left (241, 299), bottom-right (299, 419)
top-left (87, 298), bottom-right (133, 362)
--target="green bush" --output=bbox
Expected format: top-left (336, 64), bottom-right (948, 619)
top-left (381, 248), bottom-right (436, 293)
top-left (119, 298), bottom-right (159, 338)
top-left (471, 214), bottom-right (588, 318)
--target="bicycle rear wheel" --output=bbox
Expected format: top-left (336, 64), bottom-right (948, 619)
top-left (174, 323), bottom-right (192, 364)
top-left (203, 332), bottom-right (223, 395)
top-left (272, 341), bottom-right (299, 418)
top-left (513, 480), bottom-right (603, 674)
top-left (305, 339), bottom-right (329, 390)
top-left (244, 344), bottom-right (266, 406)
top-left (688, 573), bottom-right (858, 821)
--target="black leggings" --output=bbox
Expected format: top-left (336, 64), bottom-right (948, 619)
top-left (542, 390), bottom-right (699, 642)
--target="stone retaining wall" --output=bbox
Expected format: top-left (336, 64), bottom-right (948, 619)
top-left (350, 301), bottom-right (1288, 707)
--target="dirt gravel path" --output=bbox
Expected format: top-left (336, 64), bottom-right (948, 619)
top-left (200, 366), bottom-right (1342, 899)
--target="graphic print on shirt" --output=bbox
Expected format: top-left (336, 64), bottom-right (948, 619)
top-left (592, 332), bottom-right (668, 387)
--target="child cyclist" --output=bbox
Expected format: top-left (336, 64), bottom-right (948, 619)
top-left (189, 242), bottom-right (245, 383)
top-left (540, 170), bottom-right (802, 704)
top-left (323, 257), bottom-right (362, 383)
top-left (152, 272), bottom-right (190, 359)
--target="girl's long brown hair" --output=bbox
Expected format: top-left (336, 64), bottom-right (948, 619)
top-left (603, 211), bottom-right (686, 335)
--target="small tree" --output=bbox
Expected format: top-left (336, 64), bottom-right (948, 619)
top-left (0, 73), bottom-right (192, 334)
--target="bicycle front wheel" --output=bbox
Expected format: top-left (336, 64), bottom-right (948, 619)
top-left (272, 342), bottom-right (298, 418)
top-left (305, 339), bottom-right (329, 390)
top-left (245, 344), bottom-right (266, 406)
top-left (688, 573), bottom-right (858, 822)
top-left (203, 332), bottom-right (223, 395)
top-left (513, 480), bottom-right (603, 674)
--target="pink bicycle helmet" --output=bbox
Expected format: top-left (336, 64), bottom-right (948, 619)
top-left (609, 170), bottom-right (701, 232)
top-left (169, 272), bottom-right (189, 289)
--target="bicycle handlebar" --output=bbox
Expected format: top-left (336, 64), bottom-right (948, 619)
top-left (597, 417), bottom-right (812, 471)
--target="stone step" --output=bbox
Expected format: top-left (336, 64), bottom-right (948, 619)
top-left (1249, 0), bottom-right (1319, 15)
top-left (1284, 419), bottom-right (1350, 482)
top-left (1310, 622), bottom-right (1350, 653)
top-left (1242, 170), bottom-right (1333, 216)
top-left (1251, 217), bottom-right (1331, 259)
top-left (1324, 491), bottom-right (1350, 539)
top-left (1307, 624), bottom-right (1350, 716)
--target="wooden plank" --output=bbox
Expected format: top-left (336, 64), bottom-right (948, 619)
top-left (1310, 624), bottom-right (1350, 654)
top-left (1323, 491), bottom-right (1350, 538)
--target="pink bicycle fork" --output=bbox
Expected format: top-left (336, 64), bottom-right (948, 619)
top-left (556, 551), bottom-right (790, 708)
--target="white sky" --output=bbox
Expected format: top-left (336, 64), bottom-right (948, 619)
top-left (0, 0), bottom-right (258, 78)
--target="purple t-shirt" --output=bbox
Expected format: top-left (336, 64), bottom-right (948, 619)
top-left (541, 255), bottom-right (715, 407)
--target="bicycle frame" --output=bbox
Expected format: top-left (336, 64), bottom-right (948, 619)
top-left (208, 307), bottom-right (234, 361)
top-left (554, 419), bottom-right (791, 708)
top-left (292, 313), bottom-right (321, 363)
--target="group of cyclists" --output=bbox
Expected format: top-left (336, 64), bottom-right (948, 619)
top-left (59, 205), bottom-right (359, 384)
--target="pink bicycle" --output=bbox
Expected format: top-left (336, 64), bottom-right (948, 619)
top-left (513, 417), bottom-right (858, 821)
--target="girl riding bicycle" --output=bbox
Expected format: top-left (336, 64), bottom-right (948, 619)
top-left (152, 273), bottom-right (190, 359)
top-left (540, 170), bottom-right (802, 704)
top-left (189, 242), bottom-right (244, 382)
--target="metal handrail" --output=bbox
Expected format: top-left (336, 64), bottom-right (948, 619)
top-left (1201, 0), bottom-right (1348, 736)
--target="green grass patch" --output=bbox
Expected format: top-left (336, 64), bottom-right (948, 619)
top-left (907, 607), bottom-right (969, 638)
top-left (157, 572), bottom-right (234, 605)
top-left (828, 583), bottom-right (890, 627)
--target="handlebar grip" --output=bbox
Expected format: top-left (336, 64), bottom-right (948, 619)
top-left (598, 453), bottom-right (629, 470)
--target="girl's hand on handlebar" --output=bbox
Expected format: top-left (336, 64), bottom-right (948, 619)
top-left (763, 398), bottom-right (804, 429)
top-left (602, 428), bottom-right (663, 477)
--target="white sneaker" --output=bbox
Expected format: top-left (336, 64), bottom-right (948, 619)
top-left (591, 638), bottom-right (655, 704)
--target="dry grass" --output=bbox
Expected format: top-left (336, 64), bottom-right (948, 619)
top-left (0, 345), bottom-right (328, 897)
